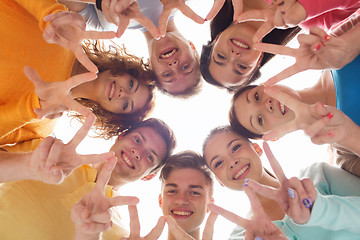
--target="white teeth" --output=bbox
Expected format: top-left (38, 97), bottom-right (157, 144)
top-left (280, 103), bottom-right (285, 114)
top-left (123, 154), bottom-right (134, 168)
top-left (232, 39), bottom-right (249, 49)
top-left (234, 165), bottom-right (249, 180)
top-left (172, 211), bottom-right (192, 216)
top-left (160, 49), bottom-right (177, 59)
top-left (109, 82), bottom-right (115, 100)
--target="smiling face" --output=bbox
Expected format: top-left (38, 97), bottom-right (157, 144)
top-left (203, 131), bottom-right (263, 191)
top-left (88, 71), bottom-right (151, 114)
top-left (148, 33), bottom-right (200, 94)
top-left (109, 127), bottom-right (167, 185)
top-left (233, 85), bottom-right (300, 136)
top-left (209, 23), bottom-right (262, 88)
top-left (160, 168), bottom-right (212, 235)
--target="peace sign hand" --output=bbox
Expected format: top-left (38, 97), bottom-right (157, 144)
top-left (235, 0), bottom-right (306, 42)
top-left (43, 11), bottom-right (115, 73)
top-left (29, 115), bottom-right (115, 184)
top-left (208, 187), bottom-right (287, 240)
top-left (257, 27), bottom-right (350, 86)
top-left (165, 211), bottom-right (218, 240)
top-left (246, 142), bottom-right (317, 224)
top-left (121, 205), bottom-right (166, 240)
top-left (24, 66), bottom-right (96, 119)
top-left (205, 0), bottom-right (243, 22)
top-left (72, 158), bottom-right (139, 239)
top-left (158, 0), bottom-right (204, 37)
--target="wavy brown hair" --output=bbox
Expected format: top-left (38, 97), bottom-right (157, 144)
top-left (71, 41), bottom-right (157, 139)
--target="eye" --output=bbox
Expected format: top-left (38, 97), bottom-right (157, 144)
top-left (217, 53), bottom-right (226, 60)
top-left (147, 154), bottom-right (154, 163)
top-left (190, 191), bottom-right (200, 196)
top-left (166, 189), bottom-right (176, 195)
top-left (182, 64), bottom-right (190, 70)
top-left (134, 136), bottom-right (141, 144)
top-left (214, 160), bottom-right (223, 169)
top-left (258, 114), bottom-right (263, 126)
top-left (163, 72), bottom-right (173, 78)
top-left (123, 100), bottom-right (129, 111)
top-left (239, 64), bottom-right (247, 70)
top-left (232, 144), bottom-right (241, 152)
top-left (254, 92), bottom-right (260, 102)
top-left (129, 79), bottom-right (134, 90)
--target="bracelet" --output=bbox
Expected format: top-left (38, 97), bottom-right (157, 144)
top-left (96, 0), bottom-right (102, 11)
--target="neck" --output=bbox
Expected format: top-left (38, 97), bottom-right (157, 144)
top-left (168, 227), bottom-right (200, 240)
top-left (94, 163), bottom-right (127, 191)
top-left (297, 70), bottom-right (336, 107)
top-left (243, 0), bottom-right (270, 11)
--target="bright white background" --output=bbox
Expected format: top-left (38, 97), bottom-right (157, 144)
top-left (53, 1), bottom-right (330, 238)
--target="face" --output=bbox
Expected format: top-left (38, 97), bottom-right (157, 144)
top-left (209, 23), bottom-right (262, 88)
top-left (109, 127), bottom-right (167, 185)
top-left (148, 33), bottom-right (200, 94)
top-left (234, 85), bottom-right (300, 135)
top-left (160, 168), bottom-right (212, 234)
top-left (90, 71), bottom-right (151, 114)
top-left (203, 131), bottom-right (262, 191)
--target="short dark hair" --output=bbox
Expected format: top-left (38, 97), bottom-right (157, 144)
top-left (229, 85), bottom-right (263, 139)
top-left (124, 118), bottom-right (176, 174)
top-left (159, 150), bottom-right (214, 196)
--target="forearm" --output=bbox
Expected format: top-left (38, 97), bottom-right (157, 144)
top-left (0, 152), bottom-right (33, 183)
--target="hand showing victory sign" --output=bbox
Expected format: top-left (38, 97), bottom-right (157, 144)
top-left (24, 66), bottom-right (96, 119)
top-left (205, 0), bottom-right (244, 22)
top-left (71, 158), bottom-right (139, 239)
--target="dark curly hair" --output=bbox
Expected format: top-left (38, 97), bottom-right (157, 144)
top-left (71, 41), bottom-right (157, 139)
top-left (200, 0), bottom-right (301, 92)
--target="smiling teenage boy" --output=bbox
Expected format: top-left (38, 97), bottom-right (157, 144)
top-left (159, 150), bottom-right (214, 239)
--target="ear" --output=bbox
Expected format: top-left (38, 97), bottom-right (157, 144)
top-left (141, 173), bottom-right (157, 181)
top-left (207, 198), bottom-right (215, 213)
top-left (189, 41), bottom-right (196, 51)
top-left (158, 194), bottom-right (163, 208)
top-left (252, 143), bottom-right (263, 156)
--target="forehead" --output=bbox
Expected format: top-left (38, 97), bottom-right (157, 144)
top-left (209, 59), bottom-right (246, 87)
top-left (161, 69), bottom-right (200, 93)
top-left (165, 168), bottom-right (209, 189)
top-left (204, 131), bottom-right (248, 158)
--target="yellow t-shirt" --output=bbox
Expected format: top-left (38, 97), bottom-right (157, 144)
top-left (0, 165), bottom-right (129, 239)
top-left (0, 0), bottom-right (75, 151)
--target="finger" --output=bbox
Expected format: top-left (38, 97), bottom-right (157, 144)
top-left (246, 178), bottom-right (279, 200)
top-left (235, 9), bottom-right (266, 23)
top-left (263, 87), bottom-right (302, 112)
top-left (43, 11), bottom-right (70, 22)
top-left (289, 177), bottom-right (311, 209)
top-left (23, 66), bottom-right (44, 88)
top-left (68, 114), bottom-right (96, 147)
top-left (73, 47), bottom-right (99, 73)
top-left (82, 221), bottom-right (111, 234)
top-left (109, 0), bottom-right (119, 25)
top-left (94, 157), bottom-right (117, 191)
top-left (305, 115), bottom-right (330, 137)
top-left (262, 142), bottom-right (287, 182)
top-left (65, 98), bottom-right (93, 118)
top-left (35, 105), bottom-right (68, 119)
top-left (301, 178), bottom-right (317, 202)
top-left (243, 186), bottom-right (264, 214)
top-left (205, 0), bottom-right (225, 21)
top-left (45, 13), bottom-right (86, 30)
top-left (45, 138), bottom-right (64, 169)
top-left (37, 136), bottom-right (56, 168)
top-left (145, 216), bottom-right (166, 240)
top-left (77, 152), bottom-right (116, 167)
top-left (48, 166), bottom-right (65, 184)
top-left (83, 30), bottom-right (116, 40)
top-left (88, 210), bottom-right (111, 224)
top-left (71, 204), bottom-right (90, 224)
top-left (116, 18), bottom-right (130, 38)
top-left (158, 11), bottom-right (172, 37)
top-left (207, 203), bottom-right (250, 229)
top-left (202, 212), bottom-right (218, 240)
top-left (309, 26), bottom-right (328, 39)
top-left (128, 205), bottom-right (141, 237)
top-left (135, 16), bottom-right (160, 39)
top-left (253, 21), bottom-right (275, 42)
top-left (165, 215), bottom-right (192, 238)
top-left (108, 195), bottom-right (139, 207)
top-left (297, 33), bottom-right (322, 46)
top-left (232, 0), bottom-right (244, 21)
top-left (253, 43), bottom-right (297, 57)
top-left (178, 4), bottom-right (204, 24)
top-left (264, 64), bottom-right (304, 86)
top-left (262, 120), bottom-right (298, 140)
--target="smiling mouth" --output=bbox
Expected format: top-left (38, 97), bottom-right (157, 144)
top-left (108, 81), bottom-right (116, 101)
top-left (120, 151), bottom-right (135, 169)
top-left (279, 102), bottom-right (287, 115)
top-left (171, 210), bottom-right (193, 218)
top-left (159, 48), bottom-right (178, 59)
top-left (233, 164), bottom-right (250, 180)
top-left (231, 39), bottom-right (250, 50)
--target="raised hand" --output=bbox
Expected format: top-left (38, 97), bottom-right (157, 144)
top-left (24, 66), bottom-right (96, 119)
top-left (257, 27), bottom-right (351, 86)
top-left (121, 205), bottom-right (165, 239)
top-left (205, 0), bottom-right (243, 22)
top-left (246, 142), bottom-right (317, 224)
top-left (43, 11), bottom-right (116, 73)
top-left (28, 114), bottom-right (115, 184)
top-left (158, 0), bottom-right (204, 37)
top-left (208, 187), bottom-right (287, 240)
top-left (165, 212), bottom-right (218, 240)
top-left (235, 0), bottom-right (306, 42)
top-left (261, 87), bottom-right (328, 141)
top-left (71, 158), bottom-right (139, 239)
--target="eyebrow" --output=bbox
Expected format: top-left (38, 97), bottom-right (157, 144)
top-left (189, 185), bottom-right (204, 190)
top-left (139, 132), bottom-right (158, 159)
top-left (209, 139), bottom-right (237, 166)
top-left (246, 91), bottom-right (256, 130)
top-left (213, 56), bottom-right (243, 75)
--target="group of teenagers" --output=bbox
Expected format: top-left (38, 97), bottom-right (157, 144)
top-left (1, 0), bottom-right (360, 239)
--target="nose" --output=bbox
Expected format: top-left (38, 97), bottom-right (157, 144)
top-left (230, 160), bottom-right (239, 169)
top-left (118, 87), bottom-right (131, 98)
top-left (231, 49), bottom-right (241, 57)
top-left (174, 193), bottom-right (190, 205)
top-left (265, 98), bottom-right (273, 113)
top-left (167, 59), bottom-right (178, 67)
top-left (131, 149), bottom-right (140, 161)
